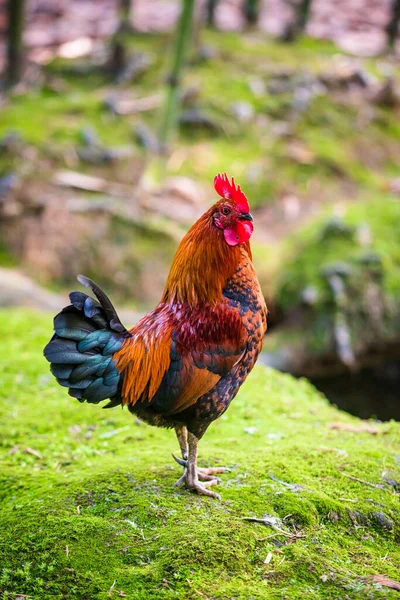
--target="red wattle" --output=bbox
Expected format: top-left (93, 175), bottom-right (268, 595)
top-left (223, 221), bottom-right (254, 246)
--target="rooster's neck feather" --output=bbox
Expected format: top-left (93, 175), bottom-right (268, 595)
top-left (162, 207), bottom-right (251, 305)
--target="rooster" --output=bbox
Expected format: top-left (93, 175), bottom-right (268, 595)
top-left (44, 173), bottom-right (267, 499)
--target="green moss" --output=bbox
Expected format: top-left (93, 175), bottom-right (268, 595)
top-left (275, 195), bottom-right (400, 311)
top-left (0, 241), bottom-right (17, 267)
top-left (1, 309), bottom-right (400, 599)
top-left (1, 32), bottom-right (400, 212)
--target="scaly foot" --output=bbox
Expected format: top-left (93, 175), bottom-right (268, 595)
top-left (172, 454), bottom-right (229, 499)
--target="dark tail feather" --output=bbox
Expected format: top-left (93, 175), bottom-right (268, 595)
top-left (44, 277), bottom-right (130, 407)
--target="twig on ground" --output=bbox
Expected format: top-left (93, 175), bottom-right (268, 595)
top-left (108, 580), bottom-right (116, 597)
top-left (24, 447), bottom-right (43, 459)
top-left (193, 589), bottom-right (210, 599)
top-left (242, 515), bottom-right (292, 537)
top-left (339, 472), bottom-right (386, 489)
top-left (257, 533), bottom-right (286, 541)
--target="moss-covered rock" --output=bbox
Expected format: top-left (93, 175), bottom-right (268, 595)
top-left (276, 197), bottom-right (400, 311)
top-left (1, 309), bottom-right (400, 599)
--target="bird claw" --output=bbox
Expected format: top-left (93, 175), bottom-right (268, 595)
top-left (172, 453), bottom-right (229, 476)
top-left (174, 473), bottom-right (221, 499)
top-left (172, 453), bottom-right (228, 499)
top-left (172, 453), bottom-right (187, 468)
top-left (191, 482), bottom-right (221, 500)
top-left (173, 473), bottom-right (187, 488)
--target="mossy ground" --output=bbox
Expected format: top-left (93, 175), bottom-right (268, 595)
top-left (1, 32), bottom-right (400, 209)
top-left (1, 309), bottom-right (400, 599)
top-left (2, 31), bottom-right (400, 309)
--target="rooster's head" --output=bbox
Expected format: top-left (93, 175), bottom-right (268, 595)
top-left (212, 173), bottom-right (253, 246)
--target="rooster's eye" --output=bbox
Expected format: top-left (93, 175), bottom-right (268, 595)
top-left (221, 207), bottom-right (230, 215)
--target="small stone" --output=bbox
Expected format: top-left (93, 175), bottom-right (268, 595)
top-left (0, 172), bottom-right (20, 199)
top-left (270, 121), bottom-right (293, 138)
top-left (69, 425), bottom-right (81, 435)
top-left (244, 427), bottom-right (257, 435)
top-left (370, 512), bottom-right (393, 530)
top-left (301, 286), bottom-right (318, 306)
top-left (196, 44), bottom-right (219, 62)
top-left (231, 102), bottom-right (255, 123)
top-left (249, 78), bottom-right (266, 97)
top-left (319, 217), bottom-right (355, 241)
top-left (356, 223), bottom-right (372, 247)
top-left (282, 194), bottom-right (301, 219)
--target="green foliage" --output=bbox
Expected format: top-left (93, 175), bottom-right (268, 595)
top-left (1, 309), bottom-right (400, 599)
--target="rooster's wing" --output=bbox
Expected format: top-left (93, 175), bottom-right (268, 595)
top-left (115, 302), bottom-right (247, 415)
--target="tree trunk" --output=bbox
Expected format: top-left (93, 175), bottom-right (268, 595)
top-left (6, 0), bottom-right (25, 87)
top-left (244, 0), bottom-right (259, 26)
top-left (191, 1), bottom-right (203, 60)
top-left (119, 0), bottom-right (132, 31)
top-left (296, 0), bottom-right (312, 32)
top-left (109, 0), bottom-right (133, 77)
top-left (206, 0), bottom-right (219, 27)
top-left (158, 0), bottom-right (195, 154)
top-left (387, 0), bottom-right (400, 48)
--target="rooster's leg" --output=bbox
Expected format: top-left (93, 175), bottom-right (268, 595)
top-left (175, 424), bottom-right (188, 460)
top-left (173, 432), bottom-right (221, 499)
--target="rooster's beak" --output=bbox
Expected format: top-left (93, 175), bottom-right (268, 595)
top-left (239, 212), bottom-right (253, 222)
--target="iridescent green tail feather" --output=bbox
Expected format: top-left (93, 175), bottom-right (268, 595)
top-left (44, 276), bottom-right (129, 407)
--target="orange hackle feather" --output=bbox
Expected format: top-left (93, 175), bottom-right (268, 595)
top-left (163, 203), bottom-right (251, 306)
top-left (114, 192), bottom-right (252, 409)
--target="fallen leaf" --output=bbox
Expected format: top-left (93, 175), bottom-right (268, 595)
top-left (372, 575), bottom-right (400, 591)
top-left (328, 422), bottom-right (383, 435)
top-left (107, 94), bottom-right (162, 115)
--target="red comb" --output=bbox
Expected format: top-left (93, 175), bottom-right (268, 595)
top-left (214, 173), bottom-right (250, 213)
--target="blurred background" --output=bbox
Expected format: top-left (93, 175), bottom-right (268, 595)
top-left (0, 0), bottom-right (399, 421)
